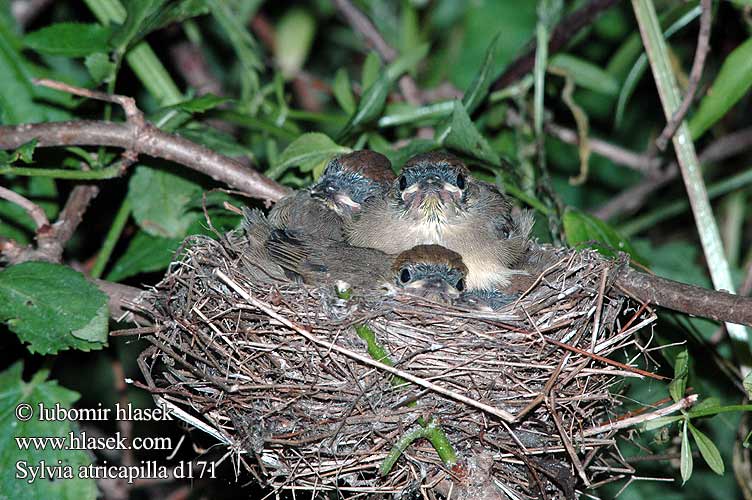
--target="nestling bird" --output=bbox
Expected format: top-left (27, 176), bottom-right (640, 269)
top-left (345, 151), bottom-right (533, 290)
top-left (241, 208), bottom-right (393, 291)
top-left (388, 245), bottom-right (468, 303)
top-left (269, 150), bottom-right (395, 240)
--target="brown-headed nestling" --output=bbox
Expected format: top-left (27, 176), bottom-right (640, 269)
top-left (240, 150), bottom-right (396, 288)
top-left (345, 151), bottom-right (533, 291)
top-left (268, 150), bottom-right (395, 240)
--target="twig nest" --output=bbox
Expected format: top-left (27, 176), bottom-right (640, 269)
top-left (138, 231), bottom-right (657, 499)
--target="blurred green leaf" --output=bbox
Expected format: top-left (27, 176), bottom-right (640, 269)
top-left (563, 207), bottom-right (644, 264)
top-left (275, 7), bottom-right (316, 78)
top-left (208, 0), bottom-right (261, 96)
top-left (688, 422), bottom-right (725, 475)
top-left (276, 133), bottom-right (350, 173)
top-left (333, 68), bottom-right (356, 115)
top-left (177, 125), bottom-right (251, 157)
top-left (0, 363), bottom-right (96, 500)
top-left (361, 51), bottom-right (381, 90)
top-left (171, 93), bottom-right (229, 113)
top-left (24, 22), bottom-right (111, 57)
top-left (689, 37), bottom-right (752, 140)
top-left (681, 419), bottom-right (693, 484)
top-left (437, 100), bottom-right (500, 166)
top-left (128, 165), bottom-right (202, 238)
top-left (0, 139), bottom-right (37, 166)
top-left (106, 230), bottom-right (180, 282)
top-left (644, 416), bottom-right (682, 431)
top-left (668, 349), bottom-right (689, 403)
top-left (549, 54), bottom-right (619, 96)
top-left (84, 52), bottom-right (115, 83)
top-left (111, 0), bottom-right (208, 52)
top-left (0, 262), bottom-right (108, 354)
top-left (462, 32), bottom-right (502, 114)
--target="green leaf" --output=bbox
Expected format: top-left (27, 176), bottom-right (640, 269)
top-left (275, 7), bottom-right (316, 78)
top-left (688, 422), bottom-right (725, 475)
top-left (0, 363), bottom-right (96, 500)
top-left (276, 133), bottom-right (351, 173)
top-left (0, 262), bottom-right (108, 354)
top-left (361, 51), bottom-right (381, 90)
top-left (549, 54), bottom-right (619, 96)
top-left (127, 165), bottom-right (202, 238)
top-left (106, 231), bottom-right (180, 282)
top-left (437, 100), bottom-right (501, 166)
top-left (24, 22), bottom-right (112, 57)
top-left (462, 32), bottom-right (502, 114)
top-left (680, 419), bottom-right (693, 484)
top-left (333, 68), bottom-right (356, 115)
top-left (172, 93), bottom-right (229, 113)
top-left (644, 416), bottom-right (682, 431)
top-left (689, 36), bottom-right (752, 140)
top-left (111, 0), bottom-right (209, 52)
top-left (668, 349), bottom-right (689, 403)
top-left (84, 52), bottom-right (115, 84)
top-left (208, 0), bottom-right (261, 96)
top-left (0, 139), bottom-right (37, 166)
top-left (562, 207), bottom-right (644, 264)
top-left (177, 125), bottom-right (251, 157)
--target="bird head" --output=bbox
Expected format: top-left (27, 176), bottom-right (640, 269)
top-left (390, 244), bottom-right (468, 303)
top-left (392, 151), bottom-right (474, 223)
top-left (311, 150), bottom-right (395, 216)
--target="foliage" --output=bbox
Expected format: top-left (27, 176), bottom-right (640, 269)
top-left (0, 0), bottom-right (751, 498)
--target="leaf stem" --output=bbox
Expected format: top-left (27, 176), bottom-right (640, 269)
top-left (90, 198), bottom-right (131, 279)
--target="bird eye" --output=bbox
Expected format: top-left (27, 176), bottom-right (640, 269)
top-left (399, 268), bottom-right (411, 283)
top-left (398, 175), bottom-right (408, 191)
top-left (456, 278), bottom-right (466, 292)
top-left (456, 173), bottom-right (466, 190)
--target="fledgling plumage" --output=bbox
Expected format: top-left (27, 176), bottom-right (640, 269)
top-left (345, 151), bottom-right (533, 290)
top-left (241, 208), bottom-right (392, 291)
top-left (269, 150), bottom-right (395, 240)
top-left (388, 245), bottom-right (468, 303)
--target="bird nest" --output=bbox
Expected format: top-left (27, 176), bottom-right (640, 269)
top-left (135, 227), bottom-right (662, 499)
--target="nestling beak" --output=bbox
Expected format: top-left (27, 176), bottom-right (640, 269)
top-left (403, 276), bottom-right (461, 303)
top-left (311, 179), bottom-right (361, 212)
top-left (402, 174), bottom-right (460, 212)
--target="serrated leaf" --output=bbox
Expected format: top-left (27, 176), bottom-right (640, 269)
top-left (0, 363), bottom-right (96, 500)
top-left (463, 32), bottom-right (502, 114)
top-left (437, 100), bottom-right (500, 166)
top-left (669, 349), bottom-right (689, 403)
top-left (333, 68), bottom-right (356, 115)
top-left (0, 262), bottom-right (108, 354)
top-left (275, 7), bottom-right (316, 78)
top-left (24, 22), bottom-right (112, 57)
top-left (106, 231), bottom-right (181, 282)
top-left (85, 52), bottom-right (115, 84)
top-left (276, 133), bottom-right (350, 173)
top-left (688, 422), bottom-right (725, 475)
top-left (680, 419), bottom-right (693, 484)
top-left (563, 207), bottom-right (645, 264)
top-left (689, 36), bottom-right (752, 140)
top-left (128, 165), bottom-right (202, 238)
top-left (549, 54), bottom-right (619, 96)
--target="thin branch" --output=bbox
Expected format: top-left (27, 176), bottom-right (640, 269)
top-left (546, 122), bottom-right (662, 174)
top-left (0, 99), bottom-right (289, 203)
top-left (0, 185), bottom-right (49, 228)
top-left (331, 0), bottom-right (422, 106)
top-left (582, 394), bottom-right (698, 437)
top-left (616, 266), bottom-right (752, 327)
top-left (655, 0), bottom-right (712, 151)
top-left (594, 126), bottom-right (752, 220)
top-left (54, 185), bottom-right (100, 247)
top-left (492, 0), bottom-right (620, 91)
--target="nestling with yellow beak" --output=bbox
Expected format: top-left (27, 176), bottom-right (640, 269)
top-left (388, 245), bottom-right (468, 303)
top-left (345, 151), bottom-right (533, 291)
